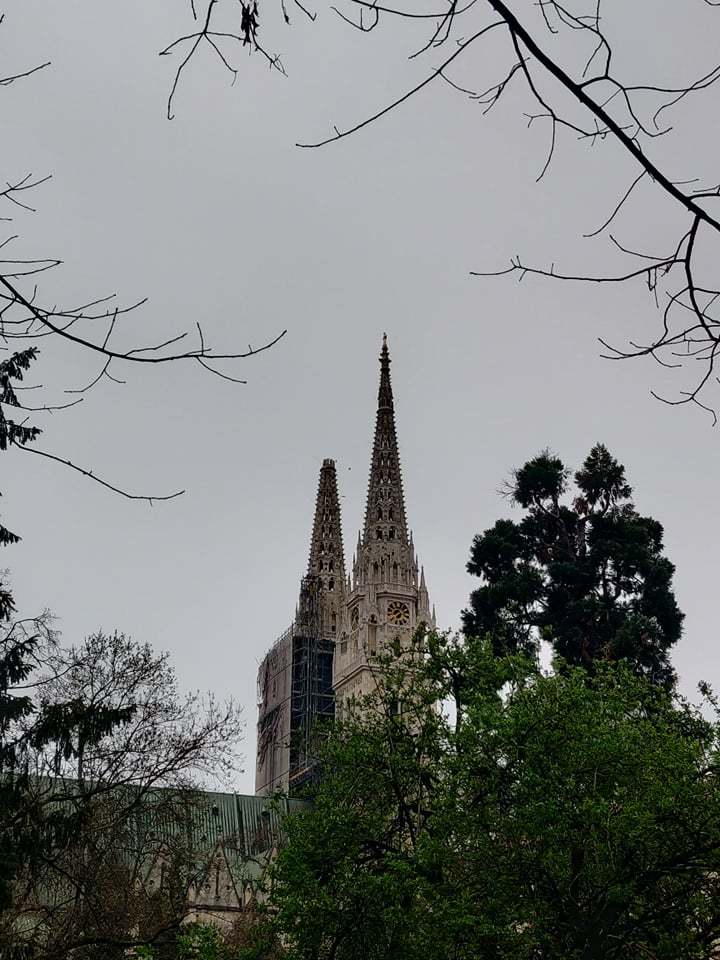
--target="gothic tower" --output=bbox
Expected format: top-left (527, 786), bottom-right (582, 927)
top-left (255, 459), bottom-right (346, 795)
top-left (333, 335), bottom-right (434, 710)
top-left (304, 457), bottom-right (347, 639)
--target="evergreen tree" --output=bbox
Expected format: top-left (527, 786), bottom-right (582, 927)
top-left (0, 347), bottom-right (51, 909)
top-left (462, 443), bottom-right (683, 688)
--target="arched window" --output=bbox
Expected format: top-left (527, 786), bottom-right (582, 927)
top-left (389, 507), bottom-right (394, 520)
top-left (388, 528), bottom-right (395, 540)
top-left (376, 528), bottom-right (383, 540)
top-left (373, 562), bottom-right (379, 575)
top-left (329, 559), bottom-right (334, 572)
top-left (393, 562), bottom-right (399, 579)
top-left (377, 508), bottom-right (383, 521)
top-left (328, 578), bottom-right (335, 592)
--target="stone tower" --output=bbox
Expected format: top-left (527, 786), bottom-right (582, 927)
top-left (304, 457), bottom-right (347, 639)
top-left (255, 459), bottom-right (346, 796)
top-left (333, 335), bottom-right (434, 711)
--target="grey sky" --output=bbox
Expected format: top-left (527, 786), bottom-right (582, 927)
top-left (3, 0), bottom-right (718, 791)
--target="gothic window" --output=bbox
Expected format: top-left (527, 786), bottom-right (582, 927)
top-left (328, 578), bottom-right (335, 592)
top-left (373, 562), bottom-right (379, 575)
top-left (388, 528), bottom-right (395, 540)
top-left (351, 607), bottom-right (359, 629)
top-left (393, 562), bottom-right (399, 579)
top-left (368, 622), bottom-right (377, 657)
top-left (331, 612), bottom-right (337, 633)
top-left (389, 507), bottom-right (394, 520)
top-left (377, 508), bottom-right (382, 521)
top-left (376, 528), bottom-right (383, 540)
top-left (329, 559), bottom-right (334, 572)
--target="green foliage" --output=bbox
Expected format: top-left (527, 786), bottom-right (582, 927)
top-left (177, 923), bottom-right (229, 959)
top-left (0, 349), bottom-right (41, 621)
top-left (0, 623), bottom-right (138, 914)
top-left (172, 921), bottom-right (280, 960)
top-left (0, 345), bottom-right (123, 915)
top-left (463, 443), bottom-right (683, 688)
top-left (271, 633), bottom-right (720, 960)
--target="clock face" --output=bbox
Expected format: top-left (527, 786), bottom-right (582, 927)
top-left (387, 601), bottom-right (410, 626)
top-left (351, 607), bottom-right (359, 629)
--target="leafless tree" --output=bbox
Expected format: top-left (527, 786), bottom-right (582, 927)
top-left (0, 10), bottom-right (284, 523)
top-left (37, 630), bottom-right (243, 790)
top-left (167, 0), bottom-right (720, 419)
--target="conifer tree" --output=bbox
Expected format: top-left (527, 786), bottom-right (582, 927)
top-left (462, 443), bottom-right (683, 688)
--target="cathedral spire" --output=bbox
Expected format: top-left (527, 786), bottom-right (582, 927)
top-left (307, 458), bottom-right (346, 590)
top-left (362, 334), bottom-right (409, 546)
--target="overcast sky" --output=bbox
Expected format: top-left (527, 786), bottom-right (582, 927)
top-left (3, 0), bottom-right (719, 792)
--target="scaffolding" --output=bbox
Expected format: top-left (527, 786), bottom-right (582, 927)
top-left (288, 574), bottom-right (335, 794)
top-left (255, 626), bottom-right (292, 794)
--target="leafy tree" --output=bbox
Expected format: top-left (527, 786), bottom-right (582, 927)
top-left (270, 633), bottom-right (720, 960)
top-left (137, 919), bottom-right (282, 960)
top-left (463, 443), bottom-right (683, 688)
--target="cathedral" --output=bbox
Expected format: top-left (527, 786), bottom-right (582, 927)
top-left (255, 336), bottom-right (435, 796)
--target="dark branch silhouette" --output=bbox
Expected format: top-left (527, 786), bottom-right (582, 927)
top-left (170, 0), bottom-right (720, 417)
top-left (1, 13), bottom-right (285, 506)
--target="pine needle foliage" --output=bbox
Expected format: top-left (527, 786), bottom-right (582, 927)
top-left (463, 443), bottom-right (683, 688)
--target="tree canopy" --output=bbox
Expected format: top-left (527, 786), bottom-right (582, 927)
top-left (270, 636), bottom-right (720, 960)
top-left (463, 443), bottom-right (683, 688)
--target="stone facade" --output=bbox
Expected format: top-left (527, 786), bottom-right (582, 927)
top-left (255, 336), bottom-right (434, 794)
top-left (334, 335), bottom-right (435, 710)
